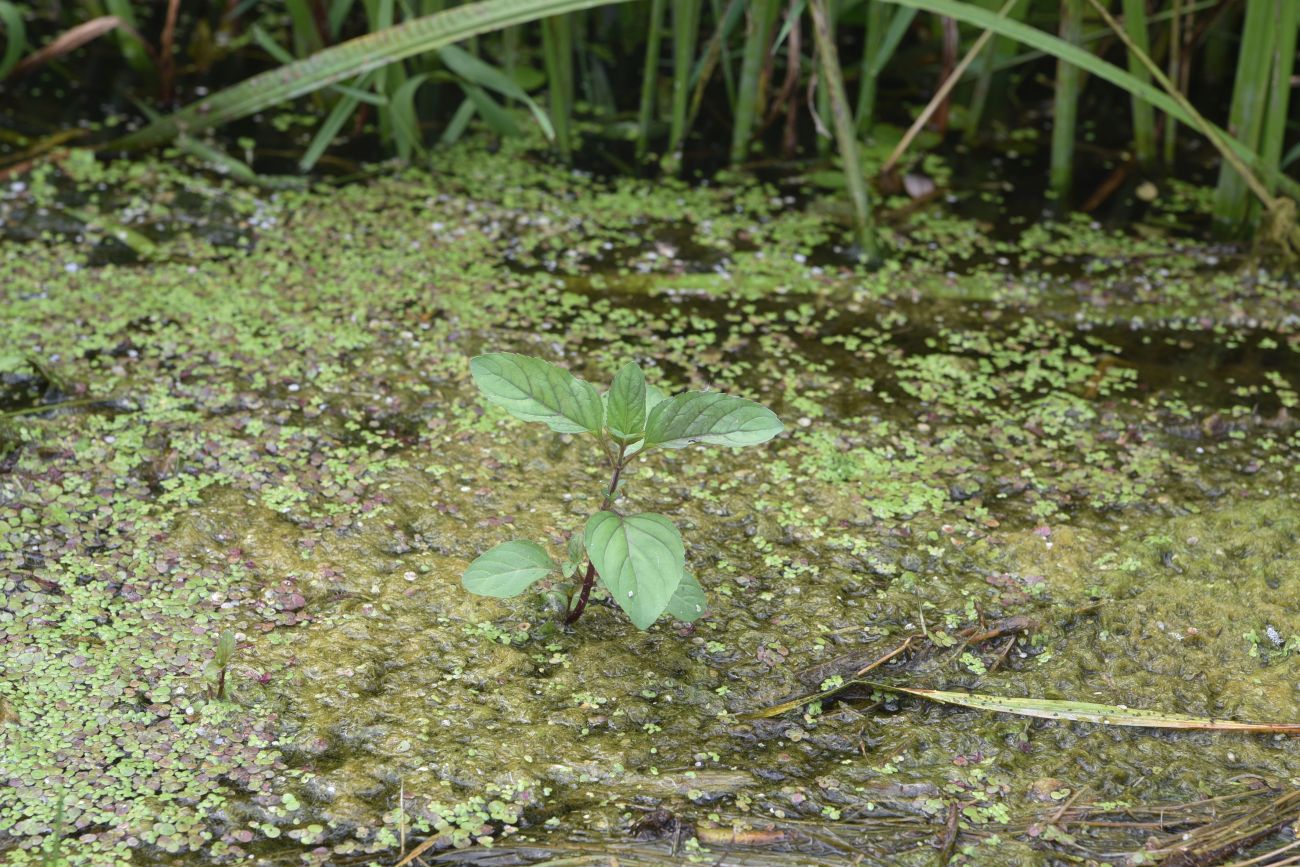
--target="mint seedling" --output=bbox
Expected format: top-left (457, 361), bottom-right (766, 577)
top-left (462, 353), bottom-right (782, 629)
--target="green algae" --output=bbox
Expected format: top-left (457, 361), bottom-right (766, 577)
top-left (2, 142), bottom-right (1300, 865)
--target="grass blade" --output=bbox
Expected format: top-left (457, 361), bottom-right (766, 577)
top-left (440, 94), bottom-right (479, 145)
top-left (440, 43), bottom-right (554, 138)
top-left (390, 72), bottom-right (434, 158)
top-left (299, 70), bottom-right (379, 171)
top-left (1257, 0), bottom-right (1298, 195)
top-left (666, 0), bottom-right (702, 169)
top-left (107, 0), bottom-right (636, 151)
top-left (0, 0), bottom-right (24, 79)
top-left (635, 0), bottom-right (666, 160)
top-left (103, 0), bottom-right (156, 76)
top-left (871, 684), bottom-right (1300, 734)
top-left (751, 678), bottom-right (1300, 735)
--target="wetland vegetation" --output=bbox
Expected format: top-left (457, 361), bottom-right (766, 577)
top-left (2, 1), bottom-right (1300, 865)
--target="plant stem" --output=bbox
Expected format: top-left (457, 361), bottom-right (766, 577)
top-left (565, 560), bottom-right (597, 624)
top-left (565, 446), bottom-right (626, 625)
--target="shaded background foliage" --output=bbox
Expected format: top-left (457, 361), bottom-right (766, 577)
top-left (1, 0), bottom-right (1298, 252)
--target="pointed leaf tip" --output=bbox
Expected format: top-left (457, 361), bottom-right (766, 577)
top-left (643, 391), bottom-right (783, 450)
top-left (470, 352), bottom-right (604, 435)
top-left (584, 511), bottom-right (684, 629)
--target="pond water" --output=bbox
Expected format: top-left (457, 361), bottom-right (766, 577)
top-left (2, 142), bottom-right (1299, 865)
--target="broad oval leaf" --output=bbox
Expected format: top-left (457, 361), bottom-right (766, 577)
top-left (470, 353), bottom-right (604, 434)
top-left (666, 570), bottom-right (708, 623)
top-left (643, 391), bottom-right (783, 450)
top-left (605, 362), bottom-right (647, 441)
top-left (584, 511), bottom-right (684, 630)
top-left (462, 539), bottom-right (555, 597)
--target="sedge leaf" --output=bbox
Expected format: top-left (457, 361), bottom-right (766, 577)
top-left (666, 570), bottom-right (707, 622)
top-left (462, 539), bottom-right (555, 597)
top-left (643, 391), bottom-right (783, 450)
top-left (605, 362), bottom-right (647, 442)
top-left (584, 511), bottom-right (684, 630)
top-left (470, 353), bottom-right (604, 435)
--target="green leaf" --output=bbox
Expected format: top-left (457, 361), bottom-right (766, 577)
top-left (458, 81), bottom-right (518, 137)
top-left (666, 570), bottom-right (707, 622)
top-left (440, 97), bottom-right (478, 146)
top-left (584, 511), bottom-right (684, 629)
top-left (605, 362), bottom-right (647, 441)
top-left (470, 353), bottom-right (604, 435)
top-left (462, 539), bottom-right (556, 597)
top-left (390, 72), bottom-right (433, 160)
top-left (643, 391), bottom-right (783, 450)
top-left (439, 43), bottom-right (555, 140)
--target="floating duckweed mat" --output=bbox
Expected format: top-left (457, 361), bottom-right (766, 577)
top-left (3, 141), bottom-right (1300, 865)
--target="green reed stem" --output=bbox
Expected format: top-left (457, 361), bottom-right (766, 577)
top-left (1120, 0), bottom-right (1156, 167)
top-left (1049, 0), bottom-right (1083, 203)
top-left (667, 0), bottom-right (703, 169)
top-left (1212, 0), bottom-right (1274, 229)
top-left (1164, 0), bottom-right (1181, 165)
top-left (809, 0), bottom-right (879, 260)
top-left (856, 0), bottom-right (886, 133)
top-left (542, 13), bottom-right (574, 160)
top-left (731, 0), bottom-right (780, 163)
top-left (636, 0), bottom-right (666, 160)
top-left (1258, 0), bottom-right (1298, 196)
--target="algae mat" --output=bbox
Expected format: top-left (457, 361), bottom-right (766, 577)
top-left (2, 145), bottom-right (1300, 865)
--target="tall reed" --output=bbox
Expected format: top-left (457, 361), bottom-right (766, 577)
top-left (731, 0), bottom-right (780, 163)
top-left (1212, 0), bottom-right (1276, 229)
top-left (809, 0), bottom-right (879, 259)
top-left (542, 13), bottom-right (575, 160)
top-left (1120, 0), bottom-right (1156, 167)
top-left (1049, 0), bottom-right (1083, 202)
top-left (635, 0), bottom-right (666, 160)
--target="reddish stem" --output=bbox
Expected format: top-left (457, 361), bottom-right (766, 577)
top-left (563, 447), bottom-right (627, 625)
top-left (565, 561), bottom-right (597, 625)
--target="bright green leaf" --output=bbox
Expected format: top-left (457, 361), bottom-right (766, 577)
top-left (470, 353), bottom-right (604, 435)
top-left (643, 391), bottom-right (783, 450)
top-left (584, 511), bottom-right (684, 629)
top-left (666, 570), bottom-right (707, 622)
top-left (605, 362), bottom-right (647, 441)
top-left (462, 539), bottom-right (556, 597)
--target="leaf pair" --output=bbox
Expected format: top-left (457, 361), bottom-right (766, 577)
top-left (469, 352), bottom-right (783, 451)
top-left (461, 514), bottom-right (705, 629)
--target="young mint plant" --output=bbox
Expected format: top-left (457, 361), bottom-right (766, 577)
top-left (462, 353), bottom-right (783, 630)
